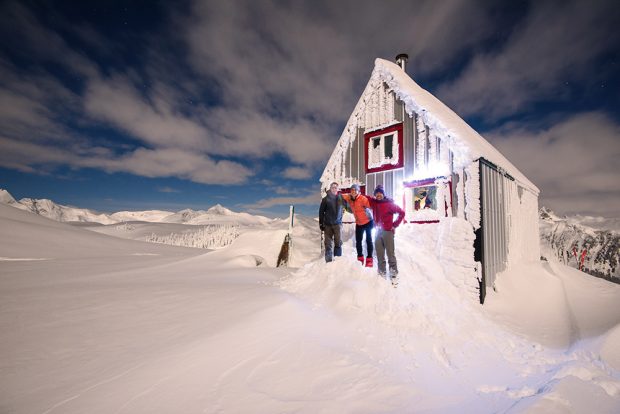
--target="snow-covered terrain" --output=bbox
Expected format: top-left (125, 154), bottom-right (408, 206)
top-left (1, 199), bottom-right (619, 413)
top-left (0, 189), bottom-right (272, 226)
top-left (110, 210), bottom-right (176, 223)
top-left (540, 207), bottom-right (619, 283)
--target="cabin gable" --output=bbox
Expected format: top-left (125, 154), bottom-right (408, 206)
top-left (320, 57), bottom-right (540, 304)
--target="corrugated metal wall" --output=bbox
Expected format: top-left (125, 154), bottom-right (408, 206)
top-left (479, 158), bottom-right (509, 290)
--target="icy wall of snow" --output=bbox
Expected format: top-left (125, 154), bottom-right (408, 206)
top-left (506, 183), bottom-right (541, 265)
top-left (465, 162), bottom-right (481, 230)
top-left (145, 225), bottom-right (240, 249)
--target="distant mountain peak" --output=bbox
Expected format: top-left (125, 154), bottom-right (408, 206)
top-left (0, 188), bottom-right (18, 205)
top-left (207, 204), bottom-right (233, 215)
top-left (540, 206), bottom-right (557, 221)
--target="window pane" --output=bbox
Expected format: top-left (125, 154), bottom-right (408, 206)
top-left (373, 137), bottom-right (381, 149)
top-left (384, 134), bottom-right (393, 158)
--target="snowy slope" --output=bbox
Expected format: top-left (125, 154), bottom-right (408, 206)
top-left (0, 203), bottom-right (199, 261)
top-left (1, 203), bottom-right (619, 413)
top-left (188, 205), bottom-right (273, 226)
top-left (540, 207), bottom-right (619, 282)
top-left (0, 189), bottom-right (271, 226)
top-left (17, 197), bottom-right (118, 224)
top-left (110, 210), bottom-right (175, 222)
top-left (0, 189), bottom-right (29, 211)
top-left (1, 189), bottom-right (118, 224)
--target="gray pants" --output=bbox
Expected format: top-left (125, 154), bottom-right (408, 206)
top-left (375, 228), bottom-right (397, 276)
top-left (324, 224), bottom-right (342, 262)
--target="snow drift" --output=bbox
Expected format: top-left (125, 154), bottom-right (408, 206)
top-left (1, 201), bottom-right (619, 413)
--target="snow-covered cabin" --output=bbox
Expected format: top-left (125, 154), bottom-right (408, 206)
top-left (320, 55), bottom-right (540, 303)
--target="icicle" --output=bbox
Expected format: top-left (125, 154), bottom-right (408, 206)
top-left (416, 116), bottom-right (427, 169)
top-left (440, 136), bottom-right (450, 166)
top-left (429, 130), bottom-right (437, 163)
top-left (378, 87), bottom-right (385, 125)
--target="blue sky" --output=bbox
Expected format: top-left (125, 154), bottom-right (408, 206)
top-left (0, 0), bottom-right (618, 217)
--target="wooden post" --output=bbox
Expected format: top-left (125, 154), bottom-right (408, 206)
top-left (277, 205), bottom-right (295, 267)
top-left (288, 205), bottom-right (294, 250)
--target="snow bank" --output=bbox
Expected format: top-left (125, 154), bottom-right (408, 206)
top-left (601, 324), bottom-right (620, 370)
top-left (281, 218), bottom-right (620, 412)
top-left (2, 203), bottom-right (620, 413)
top-left (282, 219), bottom-right (485, 336)
top-left (0, 204), bottom-right (194, 260)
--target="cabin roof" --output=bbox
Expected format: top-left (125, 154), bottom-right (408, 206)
top-left (321, 58), bottom-right (539, 194)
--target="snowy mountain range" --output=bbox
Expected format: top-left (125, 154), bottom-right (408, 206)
top-left (540, 207), bottom-right (619, 283)
top-left (0, 189), bottom-right (271, 226)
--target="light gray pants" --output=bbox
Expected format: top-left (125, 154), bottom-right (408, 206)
top-left (375, 228), bottom-right (397, 276)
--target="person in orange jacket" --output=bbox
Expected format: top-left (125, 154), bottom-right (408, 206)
top-left (341, 184), bottom-right (374, 267)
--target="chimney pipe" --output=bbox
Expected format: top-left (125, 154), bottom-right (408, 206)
top-left (395, 53), bottom-right (409, 71)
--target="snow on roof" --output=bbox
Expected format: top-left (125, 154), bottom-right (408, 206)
top-left (321, 58), bottom-right (539, 194)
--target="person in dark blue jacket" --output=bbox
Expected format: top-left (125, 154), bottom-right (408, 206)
top-left (319, 182), bottom-right (345, 262)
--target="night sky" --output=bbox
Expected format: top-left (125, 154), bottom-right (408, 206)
top-left (0, 0), bottom-right (618, 217)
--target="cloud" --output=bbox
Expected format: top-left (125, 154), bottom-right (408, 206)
top-left (182, 0), bottom-right (495, 162)
top-left (282, 166), bottom-right (313, 180)
top-left (88, 148), bottom-right (252, 185)
top-left (157, 186), bottom-right (180, 193)
top-left (241, 192), bottom-right (320, 209)
top-left (2, 0), bottom-right (618, 218)
top-left (84, 75), bottom-right (211, 150)
top-left (0, 0), bottom-right (506, 188)
top-left (273, 186), bottom-right (292, 195)
top-left (0, 2), bottom-right (99, 78)
top-left (436, 0), bottom-right (620, 119)
top-left (486, 111), bottom-right (620, 217)
top-left (0, 135), bottom-right (251, 185)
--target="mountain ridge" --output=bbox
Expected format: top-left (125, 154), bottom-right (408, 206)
top-left (540, 206), bottom-right (619, 283)
top-left (0, 189), bottom-right (271, 226)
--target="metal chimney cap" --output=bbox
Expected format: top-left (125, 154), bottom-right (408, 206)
top-left (395, 53), bottom-right (409, 71)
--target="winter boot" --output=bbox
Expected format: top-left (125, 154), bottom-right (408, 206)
top-left (390, 270), bottom-right (399, 287)
top-left (365, 256), bottom-right (373, 268)
top-left (357, 256), bottom-right (364, 265)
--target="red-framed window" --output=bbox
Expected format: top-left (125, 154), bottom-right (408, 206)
top-left (402, 177), bottom-right (452, 224)
top-left (364, 123), bottom-right (404, 173)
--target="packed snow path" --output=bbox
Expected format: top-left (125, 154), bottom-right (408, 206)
top-left (1, 205), bottom-right (619, 413)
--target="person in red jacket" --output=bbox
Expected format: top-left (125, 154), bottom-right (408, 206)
top-left (369, 185), bottom-right (405, 282)
top-left (341, 184), bottom-right (374, 267)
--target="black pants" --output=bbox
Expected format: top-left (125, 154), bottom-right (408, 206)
top-left (355, 220), bottom-right (374, 258)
